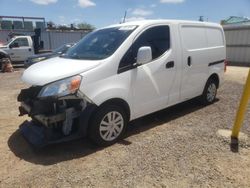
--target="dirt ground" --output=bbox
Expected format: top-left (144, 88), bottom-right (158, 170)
top-left (0, 66), bottom-right (250, 188)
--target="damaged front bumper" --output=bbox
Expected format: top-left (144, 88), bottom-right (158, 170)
top-left (19, 101), bottom-right (81, 127)
top-left (18, 86), bottom-right (96, 147)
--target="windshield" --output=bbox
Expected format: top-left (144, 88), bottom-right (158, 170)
top-left (1, 38), bottom-right (14, 46)
top-left (62, 26), bottom-right (137, 60)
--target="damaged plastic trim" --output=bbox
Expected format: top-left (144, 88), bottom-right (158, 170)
top-left (17, 85), bottom-right (98, 146)
top-left (18, 85), bottom-right (96, 134)
top-left (20, 101), bottom-right (82, 127)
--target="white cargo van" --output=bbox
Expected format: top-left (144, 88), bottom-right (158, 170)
top-left (18, 20), bottom-right (226, 147)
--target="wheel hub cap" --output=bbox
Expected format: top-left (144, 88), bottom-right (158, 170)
top-left (207, 83), bottom-right (216, 102)
top-left (99, 111), bottom-right (124, 141)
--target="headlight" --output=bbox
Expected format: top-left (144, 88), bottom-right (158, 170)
top-left (38, 75), bottom-right (82, 98)
top-left (31, 57), bottom-right (46, 63)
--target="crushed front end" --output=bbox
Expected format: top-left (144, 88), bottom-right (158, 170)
top-left (18, 76), bottom-right (95, 147)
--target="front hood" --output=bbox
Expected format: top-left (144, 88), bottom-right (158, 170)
top-left (22, 57), bottom-right (101, 86)
top-left (0, 45), bottom-right (7, 49)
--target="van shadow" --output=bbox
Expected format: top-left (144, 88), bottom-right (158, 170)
top-left (8, 98), bottom-right (218, 165)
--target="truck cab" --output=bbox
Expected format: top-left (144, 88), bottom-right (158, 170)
top-left (0, 36), bottom-right (34, 62)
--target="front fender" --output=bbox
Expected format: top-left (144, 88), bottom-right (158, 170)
top-left (80, 72), bottom-right (133, 108)
top-left (91, 87), bottom-right (130, 107)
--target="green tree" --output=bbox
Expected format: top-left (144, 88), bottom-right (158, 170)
top-left (77, 22), bottom-right (95, 30)
top-left (220, 20), bottom-right (226, 25)
top-left (57, 24), bottom-right (69, 30)
top-left (47, 21), bottom-right (56, 29)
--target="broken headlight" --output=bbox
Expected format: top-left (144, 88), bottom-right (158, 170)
top-left (38, 75), bottom-right (82, 98)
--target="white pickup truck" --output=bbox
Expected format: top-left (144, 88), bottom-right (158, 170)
top-left (0, 36), bottom-right (34, 62)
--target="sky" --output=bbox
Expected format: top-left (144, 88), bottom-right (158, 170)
top-left (0, 0), bottom-right (250, 28)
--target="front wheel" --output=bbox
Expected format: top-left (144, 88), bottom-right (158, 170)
top-left (200, 79), bottom-right (217, 105)
top-left (88, 105), bottom-right (128, 146)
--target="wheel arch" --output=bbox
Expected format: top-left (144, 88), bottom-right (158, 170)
top-left (0, 51), bottom-right (10, 59)
top-left (97, 98), bottom-right (131, 121)
top-left (87, 98), bottom-right (130, 146)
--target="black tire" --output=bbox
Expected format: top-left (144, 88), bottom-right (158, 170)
top-left (199, 78), bottom-right (217, 105)
top-left (88, 105), bottom-right (128, 146)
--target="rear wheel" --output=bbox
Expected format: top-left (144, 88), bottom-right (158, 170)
top-left (200, 79), bottom-right (217, 105)
top-left (88, 105), bottom-right (128, 146)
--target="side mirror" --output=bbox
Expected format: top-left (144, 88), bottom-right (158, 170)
top-left (136, 46), bottom-right (152, 65)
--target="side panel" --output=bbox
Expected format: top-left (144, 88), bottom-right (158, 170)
top-left (205, 46), bottom-right (226, 87)
top-left (179, 24), bottom-right (225, 101)
top-left (206, 27), bottom-right (226, 87)
top-left (81, 69), bottom-right (133, 107)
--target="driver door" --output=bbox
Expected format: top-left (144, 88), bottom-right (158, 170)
top-left (119, 25), bottom-right (177, 118)
top-left (8, 37), bottom-right (32, 62)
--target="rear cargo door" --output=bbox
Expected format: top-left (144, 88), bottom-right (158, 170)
top-left (179, 24), bottom-right (209, 100)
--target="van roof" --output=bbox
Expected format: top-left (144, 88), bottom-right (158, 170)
top-left (106, 19), bottom-right (222, 29)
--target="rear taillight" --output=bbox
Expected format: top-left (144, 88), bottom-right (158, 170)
top-left (224, 60), bottom-right (228, 72)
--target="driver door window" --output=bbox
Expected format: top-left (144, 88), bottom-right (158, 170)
top-left (118, 25), bottom-right (170, 73)
top-left (10, 38), bottom-right (29, 48)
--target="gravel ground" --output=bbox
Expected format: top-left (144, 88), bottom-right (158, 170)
top-left (0, 66), bottom-right (250, 188)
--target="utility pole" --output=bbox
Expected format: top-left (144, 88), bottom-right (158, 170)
top-left (123, 10), bottom-right (127, 23)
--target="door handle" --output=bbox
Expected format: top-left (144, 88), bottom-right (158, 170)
top-left (166, 61), bottom-right (174, 69)
top-left (28, 48), bottom-right (32, 51)
top-left (187, 56), bottom-right (192, 66)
